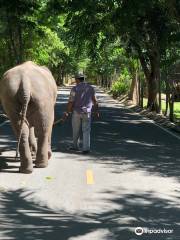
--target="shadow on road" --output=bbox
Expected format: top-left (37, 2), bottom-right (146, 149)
top-left (0, 188), bottom-right (179, 240)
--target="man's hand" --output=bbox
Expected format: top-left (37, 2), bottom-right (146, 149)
top-left (54, 112), bottom-right (69, 125)
top-left (94, 111), bottom-right (100, 119)
top-left (62, 112), bottom-right (69, 122)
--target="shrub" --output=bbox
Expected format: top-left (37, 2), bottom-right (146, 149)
top-left (111, 73), bottom-right (131, 98)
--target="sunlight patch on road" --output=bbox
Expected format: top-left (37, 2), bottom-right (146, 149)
top-left (86, 170), bottom-right (94, 185)
top-left (20, 181), bottom-right (27, 187)
top-left (68, 229), bottom-right (113, 239)
top-left (125, 139), bottom-right (161, 147)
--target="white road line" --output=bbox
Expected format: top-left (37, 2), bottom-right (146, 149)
top-left (104, 95), bottom-right (180, 141)
top-left (150, 120), bottom-right (180, 141)
top-left (126, 107), bottom-right (180, 141)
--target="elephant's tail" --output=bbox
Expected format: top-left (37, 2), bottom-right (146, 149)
top-left (15, 79), bottom-right (30, 160)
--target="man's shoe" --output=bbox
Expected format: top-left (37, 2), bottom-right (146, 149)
top-left (82, 150), bottom-right (90, 154)
top-left (68, 147), bottom-right (79, 151)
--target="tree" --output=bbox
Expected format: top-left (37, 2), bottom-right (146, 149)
top-left (0, 0), bottom-right (42, 67)
top-left (51, 0), bottom-right (180, 112)
top-left (0, 0), bottom-right (80, 84)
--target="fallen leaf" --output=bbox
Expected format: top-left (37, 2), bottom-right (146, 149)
top-left (45, 176), bottom-right (53, 180)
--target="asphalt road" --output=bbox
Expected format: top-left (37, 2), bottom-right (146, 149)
top-left (0, 86), bottom-right (180, 240)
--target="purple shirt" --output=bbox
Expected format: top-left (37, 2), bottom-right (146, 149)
top-left (69, 82), bottom-right (95, 113)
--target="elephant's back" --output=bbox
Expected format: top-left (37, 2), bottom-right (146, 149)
top-left (0, 62), bottom-right (57, 117)
top-left (25, 62), bottom-right (57, 103)
top-left (1, 61), bottom-right (57, 101)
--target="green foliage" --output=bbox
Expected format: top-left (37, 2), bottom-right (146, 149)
top-left (29, 26), bottom-right (66, 66)
top-left (0, 0), bottom-right (179, 117)
top-left (111, 71), bottom-right (131, 98)
top-left (111, 81), bottom-right (129, 98)
top-left (0, 0), bottom-right (83, 83)
top-left (55, 0), bottom-right (179, 111)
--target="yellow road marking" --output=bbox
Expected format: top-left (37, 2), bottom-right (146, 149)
top-left (86, 170), bottom-right (94, 185)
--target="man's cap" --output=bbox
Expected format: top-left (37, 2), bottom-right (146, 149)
top-left (74, 73), bottom-right (85, 80)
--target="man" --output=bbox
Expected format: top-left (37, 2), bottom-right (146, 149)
top-left (64, 74), bottom-right (99, 154)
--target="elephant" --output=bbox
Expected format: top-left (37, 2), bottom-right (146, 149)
top-left (0, 61), bottom-right (57, 173)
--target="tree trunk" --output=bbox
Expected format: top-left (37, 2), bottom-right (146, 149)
top-left (147, 52), bottom-right (160, 112)
top-left (97, 75), bottom-right (101, 86)
top-left (108, 76), bottom-right (112, 89)
top-left (6, 9), bottom-right (18, 64)
top-left (147, 74), bottom-right (159, 111)
top-left (104, 75), bottom-right (108, 88)
top-left (158, 72), bottom-right (162, 113)
top-left (6, 39), bottom-right (13, 66)
top-left (137, 44), bottom-right (160, 112)
top-left (128, 70), bottom-right (139, 104)
top-left (165, 80), bottom-right (170, 116)
top-left (140, 81), bottom-right (144, 107)
top-left (101, 75), bottom-right (104, 87)
top-left (17, 20), bottom-right (23, 63)
top-left (169, 94), bottom-right (174, 122)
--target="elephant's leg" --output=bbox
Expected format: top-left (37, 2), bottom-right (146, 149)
top-left (34, 106), bottom-right (54, 167)
top-left (19, 124), bottom-right (33, 173)
top-left (29, 126), bottom-right (37, 157)
top-left (48, 120), bottom-right (54, 160)
top-left (10, 114), bottom-right (33, 173)
top-left (48, 133), bottom-right (52, 160)
top-left (35, 132), bottom-right (49, 168)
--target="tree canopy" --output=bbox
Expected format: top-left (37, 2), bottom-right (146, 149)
top-left (0, 0), bottom-right (179, 117)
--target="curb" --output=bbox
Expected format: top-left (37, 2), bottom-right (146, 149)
top-left (123, 102), bottom-right (180, 135)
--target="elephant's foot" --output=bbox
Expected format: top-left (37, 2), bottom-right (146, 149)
top-left (34, 155), bottom-right (48, 168)
top-left (19, 157), bottom-right (33, 174)
top-left (19, 166), bottom-right (33, 174)
top-left (19, 159), bottom-right (33, 173)
top-left (34, 162), bottom-right (48, 168)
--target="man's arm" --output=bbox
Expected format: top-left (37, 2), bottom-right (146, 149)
top-left (62, 100), bottom-right (73, 121)
top-left (92, 95), bottom-right (100, 118)
top-left (92, 95), bottom-right (98, 110)
top-left (67, 101), bottom-right (73, 113)
top-left (63, 89), bottom-right (75, 120)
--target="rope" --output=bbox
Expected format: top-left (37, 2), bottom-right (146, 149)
top-left (53, 118), bottom-right (64, 126)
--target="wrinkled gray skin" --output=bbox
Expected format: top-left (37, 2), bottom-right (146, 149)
top-left (0, 61), bottom-right (57, 173)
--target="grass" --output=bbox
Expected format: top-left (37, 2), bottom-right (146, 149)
top-left (143, 98), bottom-right (180, 120)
